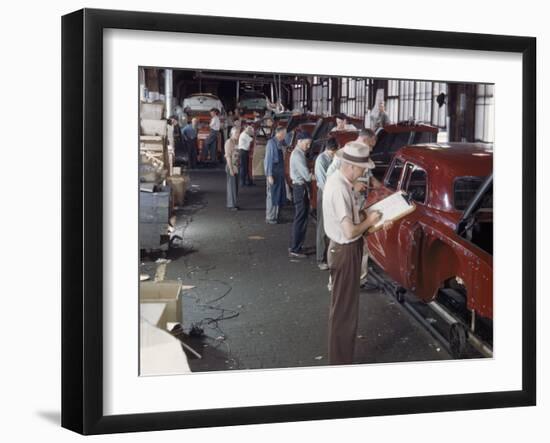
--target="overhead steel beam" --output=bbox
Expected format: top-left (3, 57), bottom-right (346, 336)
top-left (193, 71), bottom-right (304, 84)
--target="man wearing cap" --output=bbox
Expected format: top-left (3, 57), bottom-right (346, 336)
top-left (326, 128), bottom-right (377, 178)
top-left (264, 127), bottom-right (287, 224)
top-left (288, 132), bottom-right (314, 258)
top-left (326, 129), bottom-right (381, 288)
top-left (323, 141), bottom-right (391, 365)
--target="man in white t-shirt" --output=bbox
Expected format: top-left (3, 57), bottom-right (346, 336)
top-left (326, 129), bottom-right (382, 285)
top-left (323, 141), bottom-right (391, 365)
top-left (202, 108), bottom-right (221, 162)
top-left (238, 125), bottom-right (255, 186)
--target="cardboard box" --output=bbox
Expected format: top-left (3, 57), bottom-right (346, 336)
top-left (140, 119), bottom-right (167, 136)
top-left (140, 135), bottom-right (165, 150)
top-left (140, 281), bottom-right (182, 324)
top-left (252, 142), bottom-right (266, 177)
top-left (140, 318), bottom-right (190, 376)
top-left (140, 102), bottom-right (165, 120)
top-left (140, 302), bottom-right (168, 329)
top-left (167, 175), bottom-right (188, 207)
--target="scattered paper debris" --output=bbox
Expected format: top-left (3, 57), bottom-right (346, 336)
top-left (314, 356), bottom-right (323, 360)
top-left (140, 273), bottom-right (150, 281)
top-left (436, 348), bottom-right (441, 352)
top-left (180, 285), bottom-right (195, 291)
top-left (154, 263), bottom-right (167, 282)
top-left (248, 235), bottom-right (265, 240)
top-left (155, 258), bottom-right (171, 264)
top-left (216, 336), bottom-right (225, 341)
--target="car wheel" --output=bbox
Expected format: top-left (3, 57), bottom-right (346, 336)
top-left (449, 322), bottom-right (468, 358)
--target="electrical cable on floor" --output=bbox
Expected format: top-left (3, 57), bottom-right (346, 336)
top-left (169, 188), bottom-right (243, 368)
top-left (178, 264), bottom-right (242, 369)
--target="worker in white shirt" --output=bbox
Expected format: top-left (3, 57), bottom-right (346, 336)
top-left (238, 125), bottom-right (255, 186)
top-left (325, 129), bottom-right (382, 290)
top-left (323, 141), bottom-right (392, 365)
top-left (202, 108), bottom-right (221, 163)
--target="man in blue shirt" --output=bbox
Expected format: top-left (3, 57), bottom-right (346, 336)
top-left (288, 131), bottom-right (313, 258)
top-left (264, 127), bottom-right (287, 224)
top-left (181, 117), bottom-right (198, 169)
top-left (314, 137), bottom-right (339, 269)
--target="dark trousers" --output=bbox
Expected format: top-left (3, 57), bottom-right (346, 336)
top-left (239, 149), bottom-right (251, 186)
top-left (202, 130), bottom-right (218, 162)
top-left (327, 238), bottom-right (363, 365)
top-left (290, 184), bottom-right (309, 253)
top-left (316, 188), bottom-right (328, 263)
top-left (185, 139), bottom-right (197, 169)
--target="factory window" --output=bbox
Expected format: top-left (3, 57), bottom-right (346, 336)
top-left (348, 78), bottom-right (356, 116)
top-left (399, 80), bottom-right (416, 121)
top-left (339, 78), bottom-right (349, 115)
top-left (312, 77), bottom-right (331, 115)
top-left (414, 81), bottom-right (432, 123)
top-left (432, 82), bottom-right (448, 128)
top-left (386, 80), bottom-right (400, 124)
top-left (292, 83), bottom-right (308, 112)
top-left (474, 84), bottom-right (495, 143)
top-left (355, 79), bottom-right (367, 119)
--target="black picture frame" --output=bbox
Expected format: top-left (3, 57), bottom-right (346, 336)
top-left (61, 8), bottom-right (537, 435)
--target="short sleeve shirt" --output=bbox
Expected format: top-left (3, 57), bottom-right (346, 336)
top-left (238, 131), bottom-right (253, 151)
top-left (322, 169), bottom-right (362, 244)
top-left (224, 138), bottom-right (239, 170)
top-left (209, 115), bottom-right (221, 131)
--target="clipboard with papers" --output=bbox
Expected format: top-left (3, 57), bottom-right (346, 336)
top-left (366, 191), bottom-right (416, 234)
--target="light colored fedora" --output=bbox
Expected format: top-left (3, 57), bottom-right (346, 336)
top-left (336, 141), bottom-right (375, 169)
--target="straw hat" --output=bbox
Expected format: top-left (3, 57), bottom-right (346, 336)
top-left (336, 141), bottom-right (375, 169)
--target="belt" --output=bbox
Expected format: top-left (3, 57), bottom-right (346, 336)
top-left (329, 238), bottom-right (362, 247)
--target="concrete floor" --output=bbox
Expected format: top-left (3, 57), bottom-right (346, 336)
top-left (141, 167), bottom-right (451, 372)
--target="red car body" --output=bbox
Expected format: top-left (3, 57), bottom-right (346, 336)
top-left (366, 143), bottom-right (493, 321)
top-left (183, 93), bottom-right (225, 162)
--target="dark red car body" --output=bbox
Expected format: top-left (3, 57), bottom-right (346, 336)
top-left (366, 143), bottom-right (493, 321)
